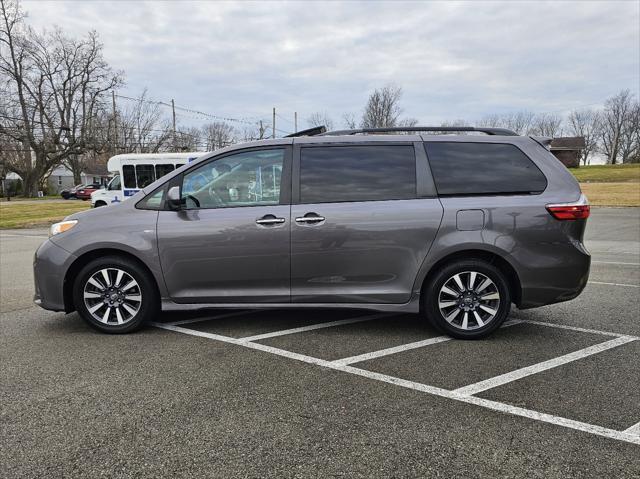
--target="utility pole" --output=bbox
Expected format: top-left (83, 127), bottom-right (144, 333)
top-left (294, 112), bottom-right (298, 133)
top-left (111, 91), bottom-right (118, 155)
top-left (171, 99), bottom-right (177, 151)
top-left (272, 107), bottom-right (276, 139)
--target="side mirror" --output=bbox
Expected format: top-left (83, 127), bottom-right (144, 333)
top-left (167, 185), bottom-right (182, 210)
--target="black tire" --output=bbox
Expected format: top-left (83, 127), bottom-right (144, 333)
top-left (424, 259), bottom-right (511, 339)
top-left (94, 201), bottom-right (106, 207)
top-left (73, 255), bottom-right (159, 333)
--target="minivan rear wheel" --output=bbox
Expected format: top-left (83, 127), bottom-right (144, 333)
top-left (73, 255), bottom-right (158, 333)
top-left (424, 259), bottom-right (511, 339)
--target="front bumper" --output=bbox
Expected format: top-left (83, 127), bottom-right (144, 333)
top-left (33, 239), bottom-right (76, 312)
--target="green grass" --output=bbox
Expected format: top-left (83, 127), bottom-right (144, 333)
top-left (580, 182), bottom-right (640, 207)
top-left (570, 163), bottom-right (640, 183)
top-left (0, 195), bottom-right (60, 201)
top-left (0, 201), bottom-right (91, 229)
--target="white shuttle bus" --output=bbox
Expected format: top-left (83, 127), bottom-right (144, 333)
top-left (91, 152), bottom-right (204, 207)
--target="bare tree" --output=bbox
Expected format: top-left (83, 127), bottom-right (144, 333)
top-left (306, 111), bottom-right (334, 131)
top-left (173, 126), bottom-right (200, 151)
top-left (566, 109), bottom-right (602, 165)
top-left (619, 100), bottom-right (639, 163)
top-left (117, 90), bottom-right (172, 154)
top-left (398, 117), bottom-right (419, 127)
top-left (202, 121), bottom-right (235, 150)
top-left (361, 84), bottom-right (404, 128)
top-left (530, 113), bottom-right (563, 137)
top-left (477, 111), bottom-right (536, 135)
top-left (601, 89), bottom-right (635, 164)
top-left (236, 123), bottom-right (267, 142)
top-left (342, 112), bottom-right (357, 129)
top-left (0, 0), bottom-right (122, 195)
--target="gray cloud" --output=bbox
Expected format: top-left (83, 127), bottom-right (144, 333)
top-left (24, 0), bottom-right (640, 131)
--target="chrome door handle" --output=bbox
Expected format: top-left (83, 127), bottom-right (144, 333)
top-left (256, 217), bottom-right (285, 225)
top-left (295, 215), bottom-right (325, 223)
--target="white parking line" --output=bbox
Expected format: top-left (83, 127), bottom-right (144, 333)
top-left (519, 319), bottom-right (639, 339)
top-left (340, 365), bottom-right (640, 445)
top-left (240, 313), bottom-right (391, 341)
top-left (592, 261), bottom-right (640, 266)
top-left (331, 319), bottom-right (524, 366)
top-left (0, 233), bottom-right (48, 239)
top-left (167, 310), bottom-right (261, 326)
top-left (623, 421), bottom-right (640, 437)
top-left (150, 321), bottom-right (640, 445)
top-left (453, 335), bottom-right (637, 396)
top-left (588, 281), bottom-right (640, 288)
top-left (331, 336), bottom-right (452, 366)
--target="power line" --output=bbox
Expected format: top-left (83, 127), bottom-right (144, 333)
top-left (114, 94), bottom-right (257, 125)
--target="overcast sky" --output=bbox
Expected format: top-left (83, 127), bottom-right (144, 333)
top-left (23, 0), bottom-right (640, 134)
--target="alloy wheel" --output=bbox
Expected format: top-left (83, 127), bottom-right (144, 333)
top-left (437, 271), bottom-right (501, 331)
top-left (83, 268), bottom-right (142, 325)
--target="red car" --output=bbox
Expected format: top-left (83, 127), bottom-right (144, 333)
top-left (75, 183), bottom-right (102, 200)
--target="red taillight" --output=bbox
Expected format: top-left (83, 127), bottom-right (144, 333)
top-left (546, 195), bottom-right (590, 220)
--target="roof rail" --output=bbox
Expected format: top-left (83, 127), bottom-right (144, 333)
top-left (319, 126), bottom-right (518, 136)
top-left (285, 125), bottom-right (327, 137)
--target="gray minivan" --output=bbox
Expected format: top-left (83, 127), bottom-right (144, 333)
top-left (34, 126), bottom-right (591, 339)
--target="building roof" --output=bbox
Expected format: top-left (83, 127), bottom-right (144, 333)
top-left (550, 137), bottom-right (586, 151)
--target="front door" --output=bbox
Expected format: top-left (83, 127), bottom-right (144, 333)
top-left (157, 147), bottom-right (291, 303)
top-left (291, 143), bottom-right (443, 304)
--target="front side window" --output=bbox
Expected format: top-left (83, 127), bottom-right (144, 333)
top-left (123, 165), bottom-right (136, 188)
top-left (299, 145), bottom-right (416, 204)
top-left (181, 148), bottom-right (285, 209)
top-left (108, 175), bottom-right (121, 191)
top-left (137, 187), bottom-right (166, 210)
top-left (136, 164), bottom-right (156, 188)
top-left (425, 142), bottom-right (548, 196)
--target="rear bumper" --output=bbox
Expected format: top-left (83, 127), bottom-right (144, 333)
top-left (33, 239), bottom-right (76, 312)
top-left (518, 241), bottom-right (591, 309)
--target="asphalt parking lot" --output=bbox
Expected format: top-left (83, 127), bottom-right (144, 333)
top-left (1, 208), bottom-right (639, 478)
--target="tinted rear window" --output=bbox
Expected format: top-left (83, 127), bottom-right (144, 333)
top-left (425, 142), bottom-right (547, 195)
top-left (300, 145), bottom-right (416, 203)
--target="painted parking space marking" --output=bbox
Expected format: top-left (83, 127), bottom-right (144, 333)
top-left (151, 315), bottom-right (640, 445)
top-left (588, 281), bottom-right (640, 288)
top-left (339, 366), bottom-right (640, 445)
top-left (623, 421), bottom-right (640, 437)
top-left (240, 313), bottom-right (391, 341)
top-left (331, 335), bottom-right (452, 366)
top-left (517, 319), bottom-right (639, 339)
top-left (0, 233), bottom-right (48, 239)
top-left (453, 335), bottom-right (637, 396)
top-left (166, 310), bottom-right (261, 326)
top-left (592, 261), bottom-right (640, 266)
top-left (331, 319), bottom-right (524, 366)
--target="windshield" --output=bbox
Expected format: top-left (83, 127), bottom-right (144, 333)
top-left (107, 175), bottom-right (121, 191)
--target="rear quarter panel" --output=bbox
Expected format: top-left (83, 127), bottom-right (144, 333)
top-left (413, 136), bottom-right (588, 308)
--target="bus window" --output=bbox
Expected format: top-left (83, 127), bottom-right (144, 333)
top-left (136, 164), bottom-right (156, 188)
top-left (123, 165), bottom-right (136, 188)
top-left (155, 164), bottom-right (175, 178)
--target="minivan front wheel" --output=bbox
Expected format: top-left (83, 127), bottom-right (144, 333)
top-left (73, 256), bottom-right (158, 333)
top-left (425, 259), bottom-right (511, 339)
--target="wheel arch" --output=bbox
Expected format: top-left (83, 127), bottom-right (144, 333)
top-left (63, 248), bottom-right (161, 313)
top-left (418, 248), bottom-right (522, 311)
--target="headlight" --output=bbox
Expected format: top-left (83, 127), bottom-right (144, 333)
top-left (50, 220), bottom-right (78, 237)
